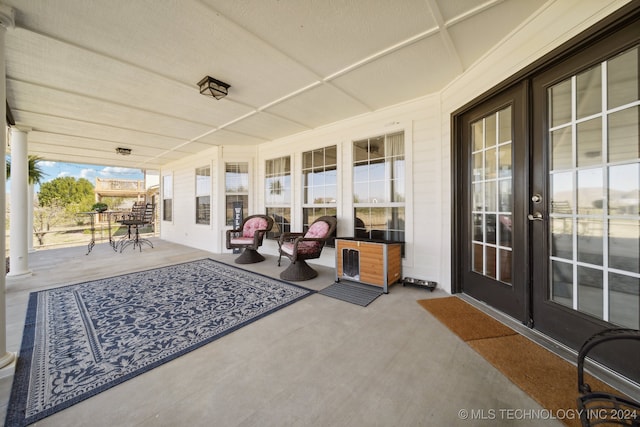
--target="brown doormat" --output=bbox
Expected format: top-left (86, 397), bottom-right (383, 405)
top-left (418, 295), bottom-right (517, 341)
top-left (417, 296), bottom-right (623, 427)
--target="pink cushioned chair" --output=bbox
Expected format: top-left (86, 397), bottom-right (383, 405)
top-left (226, 214), bottom-right (274, 264)
top-left (278, 216), bottom-right (337, 281)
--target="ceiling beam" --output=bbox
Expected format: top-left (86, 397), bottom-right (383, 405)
top-left (445, 0), bottom-right (506, 27)
top-left (425, 0), bottom-right (464, 75)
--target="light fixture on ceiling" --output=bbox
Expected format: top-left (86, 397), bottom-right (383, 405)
top-left (198, 76), bottom-right (231, 100)
top-left (115, 147), bottom-right (132, 156)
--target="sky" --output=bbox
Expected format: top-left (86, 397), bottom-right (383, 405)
top-left (7, 160), bottom-right (144, 193)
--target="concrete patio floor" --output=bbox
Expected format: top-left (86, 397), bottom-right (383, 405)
top-left (0, 239), bottom-right (562, 426)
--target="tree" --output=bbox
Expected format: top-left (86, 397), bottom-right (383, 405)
top-left (38, 176), bottom-right (95, 214)
top-left (33, 199), bottom-right (65, 245)
top-left (6, 155), bottom-right (46, 185)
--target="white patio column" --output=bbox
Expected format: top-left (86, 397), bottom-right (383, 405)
top-left (0, 3), bottom-right (16, 370)
top-left (28, 184), bottom-right (34, 252)
top-left (8, 127), bottom-right (32, 277)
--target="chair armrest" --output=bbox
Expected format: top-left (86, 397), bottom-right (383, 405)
top-left (291, 236), bottom-right (326, 250)
top-left (278, 232), bottom-right (304, 245)
top-left (248, 228), bottom-right (271, 246)
top-left (577, 328), bottom-right (640, 394)
top-left (225, 228), bottom-right (243, 248)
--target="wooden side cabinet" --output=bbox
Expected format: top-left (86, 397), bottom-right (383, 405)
top-left (335, 238), bottom-right (402, 293)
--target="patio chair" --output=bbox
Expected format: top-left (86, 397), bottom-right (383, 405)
top-left (113, 202), bottom-right (144, 249)
top-left (576, 328), bottom-right (640, 427)
top-left (117, 202), bottom-right (155, 252)
top-left (225, 214), bottom-right (274, 264)
top-left (278, 216), bottom-right (337, 281)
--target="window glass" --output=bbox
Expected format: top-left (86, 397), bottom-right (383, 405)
top-left (195, 166), bottom-right (210, 225)
top-left (352, 132), bottom-right (405, 251)
top-left (162, 174), bottom-right (172, 222)
top-left (302, 146), bottom-right (337, 247)
top-left (225, 163), bottom-right (249, 226)
top-left (265, 157), bottom-right (291, 239)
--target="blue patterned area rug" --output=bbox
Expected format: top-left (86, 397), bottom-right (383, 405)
top-left (5, 258), bottom-right (313, 426)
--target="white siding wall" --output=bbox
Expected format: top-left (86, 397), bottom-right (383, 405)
top-left (160, 0), bottom-right (631, 294)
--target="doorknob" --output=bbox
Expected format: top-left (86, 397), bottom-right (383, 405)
top-left (528, 212), bottom-right (543, 221)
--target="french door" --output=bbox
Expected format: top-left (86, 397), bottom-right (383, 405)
top-left (458, 83), bottom-right (528, 322)
top-left (455, 7), bottom-right (639, 383)
top-left (531, 30), bottom-right (639, 381)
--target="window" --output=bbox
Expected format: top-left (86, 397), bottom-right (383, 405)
top-left (302, 146), bottom-right (337, 246)
top-left (162, 174), bottom-right (173, 222)
top-left (195, 166), bottom-right (210, 225)
top-left (265, 156), bottom-right (291, 239)
top-left (353, 132), bottom-right (405, 244)
top-left (225, 162), bottom-right (249, 226)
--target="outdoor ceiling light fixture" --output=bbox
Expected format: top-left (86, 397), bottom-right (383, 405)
top-left (115, 147), bottom-right (132, 156)
top-left (198, 76), bottom-right (230, 100)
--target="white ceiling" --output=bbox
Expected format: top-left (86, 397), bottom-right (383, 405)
top-left (3, 0), bottom-right (546, 170)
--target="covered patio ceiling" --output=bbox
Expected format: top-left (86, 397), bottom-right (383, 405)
top-left (3, 0), bottom-right (546, 170)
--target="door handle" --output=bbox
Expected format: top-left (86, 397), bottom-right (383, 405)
top-left (527, 212), bottom-right (543, 221)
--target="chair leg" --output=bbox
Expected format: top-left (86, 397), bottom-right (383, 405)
top-left (120, 235), bottom-right (136, 252)
top-left (235, 248), bottom-right (266, 264)
top-left (120, 226), bottom-right (153, 252)
top-left (117, 225), bottom-right (133, 252)
top-left (279, 259), bottom-right (318, 281)
top-left (135, 237), bottom-right (154, 251)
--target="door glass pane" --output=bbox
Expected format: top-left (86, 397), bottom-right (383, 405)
top-left (473, 152), bottom-right (484, 180)
top-left (486, 246), bottom-right (497, 279)
top-left (576, 64), bottom-right (602, 119)
top-left (473, 213), bottom-right (483, 241)
top-left (608, 163), bottom-right (639, 215)
top-left (577, 168), bottom-right (603, 215)
top-left (547, 46), bottom-right (640, 327)
top-left (499, 214), bottom-right (512, 248)
top-left (551, 126), bottom-right (572, 170)
top-left (609, 219), bottom-right (639, 274)
top-left (608, 106), bottom-right (639, 162)
top-left (472, 243), bottom-right (483, 273)
top-left (577, 218), bottom-right (603, 265)
top-left (473, 182), bottom-right (483, 211)
top-left (551, 218), bottom-right (572, 258)
top-left (486, 214), bottom-right (496, 245)
top-left (469, 106), bottom-right (512, 285)
top-left (485, 181), bottom-right (496, 212)
top-left (498, 107), bottom-right (512, 143)
top-left (578, 266), bottom-right (603, 319)
top-left (499, 249), bottom-right (512, 283)
top-left (472, 121), bottom-right (484, 151)
top-left (499, 180), bottom-right (512, 212)
top-left (577, 118), bottom-right (602, 167)
top-left (550, 79), bottom-right (572, 127)
top-left (498, 144), bottom-right (511, 176)
top-left (485, 148), bottom-right (496, 179)
top-left (485, 114), bottom-right (496, 148)
top-left (551, 172), bottom-right (573, 214)
top-left (608, 47), bottom-right (638, 109)
top-left (551, 260), bottom-right (573, 308)
top-left (609, 273), bottom-right (639, 329)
